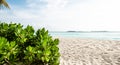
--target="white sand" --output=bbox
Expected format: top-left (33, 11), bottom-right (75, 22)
top-left (58, 37), bottom-right (120, 65)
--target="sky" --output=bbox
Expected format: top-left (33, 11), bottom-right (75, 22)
top-left (0, 0), bottom-right (120, 31)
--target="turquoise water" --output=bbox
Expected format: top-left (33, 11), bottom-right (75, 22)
top-left (49, 32), bottom-right (120, 40)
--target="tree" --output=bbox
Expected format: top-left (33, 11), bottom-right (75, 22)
top-left (0, 0), bottom-right (10, 9)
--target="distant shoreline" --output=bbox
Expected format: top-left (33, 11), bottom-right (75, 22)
top-left (67, 31), bottom-right (120, 32)
top-left (49, 31), bottom-right (120, 33)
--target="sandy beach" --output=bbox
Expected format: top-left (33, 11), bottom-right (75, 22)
top-left (58, 37), bottom-right (120, 65)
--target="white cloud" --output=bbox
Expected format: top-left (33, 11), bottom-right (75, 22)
top-left (1, 0), bottom-right (120, 31)
top-left (39, 0), bottom-right (120, 31)
top-left (45, 0), bottom-right (68, 8)
top-left (26, 0), bottom-right (45, 9)
top-left (13, 10), bottom-right (39, 19)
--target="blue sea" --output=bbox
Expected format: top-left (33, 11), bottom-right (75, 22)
top-left (49, 31), bottom-right (120, 40)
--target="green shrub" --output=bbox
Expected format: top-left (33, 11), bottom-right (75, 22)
top-left (0, 22), bottom-right (60, 65)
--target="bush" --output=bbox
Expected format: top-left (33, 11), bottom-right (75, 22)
top-left (0, 22), bottom-right (60, 65)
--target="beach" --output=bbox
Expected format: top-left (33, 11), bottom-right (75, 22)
top-left (58, 37), bottom-right (120, 65)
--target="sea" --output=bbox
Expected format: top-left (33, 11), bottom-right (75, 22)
top-left (49, 31), bottom-right (120, 40)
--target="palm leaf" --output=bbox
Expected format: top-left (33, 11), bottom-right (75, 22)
top-left (0, 0), bottom-right (10, 9)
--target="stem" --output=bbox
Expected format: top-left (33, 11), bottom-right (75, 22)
top-left (5, 58), bottom-right (11, 65)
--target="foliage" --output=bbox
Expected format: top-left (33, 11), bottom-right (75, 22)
top-left (0, 0), bottom-right (10, 9)
top-left (0, 22), bottom-right (60, 65)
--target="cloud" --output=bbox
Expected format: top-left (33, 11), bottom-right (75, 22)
top-left (1, 0), bottom-right (120, 31)
top-left (46, 0), bottom-right (68, 8)
top-left (39, 0), bottom-right (120, 31)
top-left (13, 10), bottom-right (39, 19)
top-left (26, 0), bottom-right (46, 9)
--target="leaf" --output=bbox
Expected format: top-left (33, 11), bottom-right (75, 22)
top-left (26, 46), bottom-right (32, 52)
top-left (37, 50), bottom-right (42, 54)
top-left (29, 56), bottom-right (33, 62)
top-left (45, 56), bottom-right (49, 62)
top-left (54, 39), bottom-right (59, 45)
top-left (44, 49), bottom-right (51, 56)
top-left (41, 57), bottom-right (45, 62)
top-left (42, 39), bottom-right (47, 49)
top-left (0, 0), bottom-right (10, 9)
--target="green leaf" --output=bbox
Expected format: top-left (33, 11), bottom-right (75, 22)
top-left (44, 49), bottom-right (51, 56)
top-left (29, 56), bottom-right (33, 61)
top-left (45, 56), bottom-right (49, 62)
top-left (42, 39), bottom-right (47, 49)
top-left (0, 22), bottom-right (60, 65)
top-left (41, 57), bottom-right (45, 62)
top-left (54, 39), bottom-right (59, 45)
top-left (26, 46), bottom-right (32, 52)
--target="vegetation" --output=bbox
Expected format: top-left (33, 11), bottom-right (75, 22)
top-left (0, 22), bottom-right (60, 65)
top-left (0, 0), bottom-right (10, 9)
